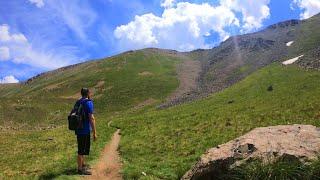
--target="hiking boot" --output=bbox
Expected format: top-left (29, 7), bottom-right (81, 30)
top-left (78, 168), bottom-right (92, 175)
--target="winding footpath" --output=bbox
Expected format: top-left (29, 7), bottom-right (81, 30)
top-left (87, 129), bottom-right (122, 180)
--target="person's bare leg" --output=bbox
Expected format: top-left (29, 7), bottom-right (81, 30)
top-left (77, 155), bottom-right (83, 171)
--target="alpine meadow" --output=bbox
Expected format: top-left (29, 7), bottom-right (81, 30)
top-left (1, 1), bottom-right (320, 180)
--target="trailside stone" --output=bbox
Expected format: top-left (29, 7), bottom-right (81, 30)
top-left (182, 124), bottom-right (320, 180)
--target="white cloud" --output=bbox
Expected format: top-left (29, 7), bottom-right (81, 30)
top-left (26, 0), bottom-right (97, 42)
top-left (0, 0), bottom-right (99, 80)
top-left (221, 0), bottom-right (270, 32)
top-left (161, 0), bottom-right (176, 8)
top-left (47, 0), bottom-right (97, 41)
top-left (0, 24), bottom-right (27, 43)
top-left (114, 0), bottom-right (272, 52)
top-left (114, 2), bottom-right (239, 51)
top-left (293, 0), bottom-right (320, 19)
top-left (0, 24), bottom-right (76, 69)
top-left (0, 46), bottom-right (10, 60)
top-left (0, 75), bottom-right (19, 84)
top-left (28, 0), bottom-right (45, 8)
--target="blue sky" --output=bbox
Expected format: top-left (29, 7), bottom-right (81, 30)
top-left (0, 0), bottom-right (319, 83)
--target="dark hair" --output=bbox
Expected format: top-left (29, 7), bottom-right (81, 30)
top-left (81, 88), bottom-right (89, 97)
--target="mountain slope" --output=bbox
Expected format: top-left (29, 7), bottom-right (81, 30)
top-left (173, 13), bottom-right (320, 106)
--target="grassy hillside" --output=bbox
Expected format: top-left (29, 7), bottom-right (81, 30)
top-left (290, 14), bottom-right (320, 55)
top-left (0, 49), bottom-right (183, 179)
top-left (0, 50), bottom-right (180, 128)
top-left (113, 63), bottom-right (320, 179)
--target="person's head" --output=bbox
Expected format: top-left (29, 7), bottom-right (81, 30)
top-left (81, 88), bottom-right (91, 99)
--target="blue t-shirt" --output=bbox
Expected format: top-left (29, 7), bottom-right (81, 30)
top-left (75, 98), bottom-right (94, 135)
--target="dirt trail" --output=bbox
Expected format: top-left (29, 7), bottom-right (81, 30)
top-left (88, 129), bottom-right (122, 180)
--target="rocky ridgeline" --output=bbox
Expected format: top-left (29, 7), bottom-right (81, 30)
top-left (267, 19), bottom-right (300, 30)
top-left (182, 124), bottom-right (320, 180)
top-left (24, 63), bottom-right (84, 85)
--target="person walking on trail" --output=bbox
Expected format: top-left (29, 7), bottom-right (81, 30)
top-left (71, 88), bottom-right (97, 175)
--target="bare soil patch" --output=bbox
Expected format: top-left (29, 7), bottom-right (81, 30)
top-left (43, 81), bottom-right (66, 90)
top-left (138, 71), bottom-right (153, 76)
top-left (61, 81), bottom-right (108, 99)
top-left (94, 81), bottom-right (105, 88)
top-left (133, 98), bottom-right (157, 110)
top-left (60, 92), bottom-right (80, 99)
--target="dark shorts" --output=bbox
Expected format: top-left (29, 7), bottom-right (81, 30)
top-left (77, 134), bottom-right (90, 155)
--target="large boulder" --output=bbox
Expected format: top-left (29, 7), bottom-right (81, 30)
top-left (182, 124), bottom-right (320, 180)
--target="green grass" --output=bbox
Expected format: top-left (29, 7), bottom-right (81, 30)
top-left (113, 63), bottom-right (320, 179)
top-left (0, 113), bottom-right (114, 179)
top-left (213, 156), bottom-right (320, 180)
top-left (289, 14), bottom-right (320, 56)
top-left (2, 48), bottom-right (320, 179)
top-left (0, 50), bottom-right (182, 179)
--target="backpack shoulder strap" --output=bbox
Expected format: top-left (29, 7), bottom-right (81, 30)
top-left (75, 99), bottom-right (81, 108)
top-left (70, 99), bottom-right (81, 115)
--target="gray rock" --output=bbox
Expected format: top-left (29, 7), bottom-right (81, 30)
top-left (182, 124), bottom-right (320, 180)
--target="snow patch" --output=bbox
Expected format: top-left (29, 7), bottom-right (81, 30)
top-left (286, 41), bottom-right (294, 46)
top-left (282, 55), bottom-right (304, 65)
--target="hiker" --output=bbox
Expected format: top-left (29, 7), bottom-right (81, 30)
top-left (70, 88), bottom-right (97, 175)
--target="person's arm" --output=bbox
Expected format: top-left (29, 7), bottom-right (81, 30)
top-left (89, 114), bottom-right (97, 141)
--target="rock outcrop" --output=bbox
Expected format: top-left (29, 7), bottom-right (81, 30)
top-left (182, 124), bottom-right (320, 180)
top-left (297, 46), bottom-right (320, 70)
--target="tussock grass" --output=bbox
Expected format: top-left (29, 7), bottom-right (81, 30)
top-left (219, 157), bottom-right (320, 180)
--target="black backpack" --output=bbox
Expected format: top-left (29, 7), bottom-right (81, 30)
top-left (68, 99), bottom-right (90, 131)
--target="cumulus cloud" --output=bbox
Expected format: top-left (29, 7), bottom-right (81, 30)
top-left (28, 0), bottom-right (45, 8)
top-left (114, 0), bottom-right (271, 52)
top-left (221, 0), bottom-right (270, 32)
top-left (0, 24), bottom-right (27, 43)
top-left (161, 0), bottom-right (176, 8)
top-left (0, 75), bottom-right (19, 84)
top-left (0, 24), bottom-right (76, 69)
top-left (114, 2), bottom-right (239, 51)
top-left (293, 0), bottom-right (320, 19)
top-left (0, 46), bottom-right (10, 60)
